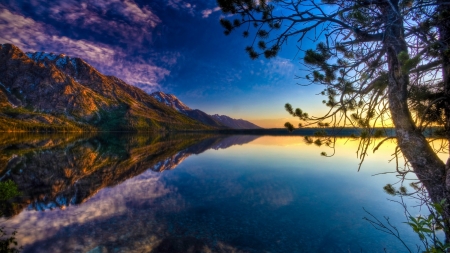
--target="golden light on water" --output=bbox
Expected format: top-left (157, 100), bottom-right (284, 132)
top-left (249, 136), bottom-right (448, 164)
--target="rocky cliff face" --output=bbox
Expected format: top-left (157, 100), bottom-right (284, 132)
top-left (151, 91), bottom-right (191, 112)
top-left (0, 44), bottom-right (210, 131)
top-left (1, 45), bottom-right (108, 120)
top-left (150, 91), bottom-right (262, 129)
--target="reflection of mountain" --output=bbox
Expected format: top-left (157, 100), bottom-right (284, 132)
top-left (151, 135), bottom-right (260, 172)
top-left (0, 134), bottom-right (260, 216)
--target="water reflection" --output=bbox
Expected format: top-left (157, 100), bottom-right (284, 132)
top-left (0, 134), bottom-right (422, 252)
top-left (0, 133), bottom-right (260, 216)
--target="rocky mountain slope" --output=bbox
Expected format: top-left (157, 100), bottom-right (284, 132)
top-left (0, 44), bottom-right (210, 131)
top-left (210, 114), bottom-right (261, 129)
top-left (151, 91), bottom-right (262, 129)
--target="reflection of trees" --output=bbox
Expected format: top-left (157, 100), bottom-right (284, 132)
top-left (0, 134), bottom-right (260, 217)
top-left (218, 0), bottom-right (450, 246)
top-left (0, 180), bottom-right (21, 252)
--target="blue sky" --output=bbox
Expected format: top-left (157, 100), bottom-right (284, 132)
top-left (0, 0), bottom-right (325, 127)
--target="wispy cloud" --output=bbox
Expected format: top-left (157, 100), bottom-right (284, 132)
top-left (201, 6), bottom-right (221, 18)
top-left (264, 57), bottom-right (297, 79)
top-left (3, 0), bottom-right (161, 45)
top-left (0, 6), bottom-right (169, 92)
top-left (167, 0), bottom-right (197, 16)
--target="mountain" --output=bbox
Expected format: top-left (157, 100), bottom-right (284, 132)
top-left (210, 114), bottom-right (262, 129)
top-left (151, 91), bottom-right (225, 128)
top-left (151, 91), bottom-right (262, 129)
top-left (0, 44), bottom-right (210, 131)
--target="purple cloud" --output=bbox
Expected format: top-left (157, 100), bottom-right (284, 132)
top-left (2, 0), bottom-right (161, 44)
top-left (0, 6), bottom-right (169, 92)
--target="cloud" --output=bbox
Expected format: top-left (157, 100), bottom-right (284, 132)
top-left (167, 0), bottom-right (223, 17)
top-left (157, 51), bottom-right (181, 66)
top-left (201, 6), bottom-right (221, 18)
top-left (79, 0), bottom-right (161, 31)
top-left (2, 0), bottom-right (161, 46)
top-left (0, 6), bottom-right (169, 92)
top-left (123, 63), bottom-right (170, 93)
top-left (244, 57), bottom-right (298, 89)
top-left (167, 0), bottom-right (197, 16)
top-left (264, 57), bottom-right (297, 78)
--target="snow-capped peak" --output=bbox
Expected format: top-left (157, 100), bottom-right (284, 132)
top-left (26, 51), bottom-right (79, 70)
top-left (27, 51), bottom-right (97, 72)
top-left (150, 91), bottom-right (191, 112)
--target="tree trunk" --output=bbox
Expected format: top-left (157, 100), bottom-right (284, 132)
top-left (437, 0), bottom-right (450, 185)
top-left (382, 0), bottom-right (450, 242)
top-left (437, 0), bottom-right (450, 243)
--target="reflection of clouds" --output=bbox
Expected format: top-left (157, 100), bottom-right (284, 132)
top-left (1, 170), bottom-right (173, 247)
top-left (0, 136), bottom-right (417, 252)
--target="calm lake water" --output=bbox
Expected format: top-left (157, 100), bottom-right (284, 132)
top-left (0, 133), bottom-right (435, 252)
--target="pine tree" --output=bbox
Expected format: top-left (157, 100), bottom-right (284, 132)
top-left (219, 0), bottom-right (450, 242)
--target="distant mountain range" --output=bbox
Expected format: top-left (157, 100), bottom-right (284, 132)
top-left (0, 44), bottom-right (261, 131)
top-left (151, 91), bottom-right (261, 129)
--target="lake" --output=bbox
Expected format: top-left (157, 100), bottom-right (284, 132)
top-left (0, 133), bottom-right (435, 252)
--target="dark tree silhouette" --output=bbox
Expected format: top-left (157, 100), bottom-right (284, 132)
top-left (218, 0), bottom-right (450, 243)
top-left (0, 180), bottom-right (20, 252)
